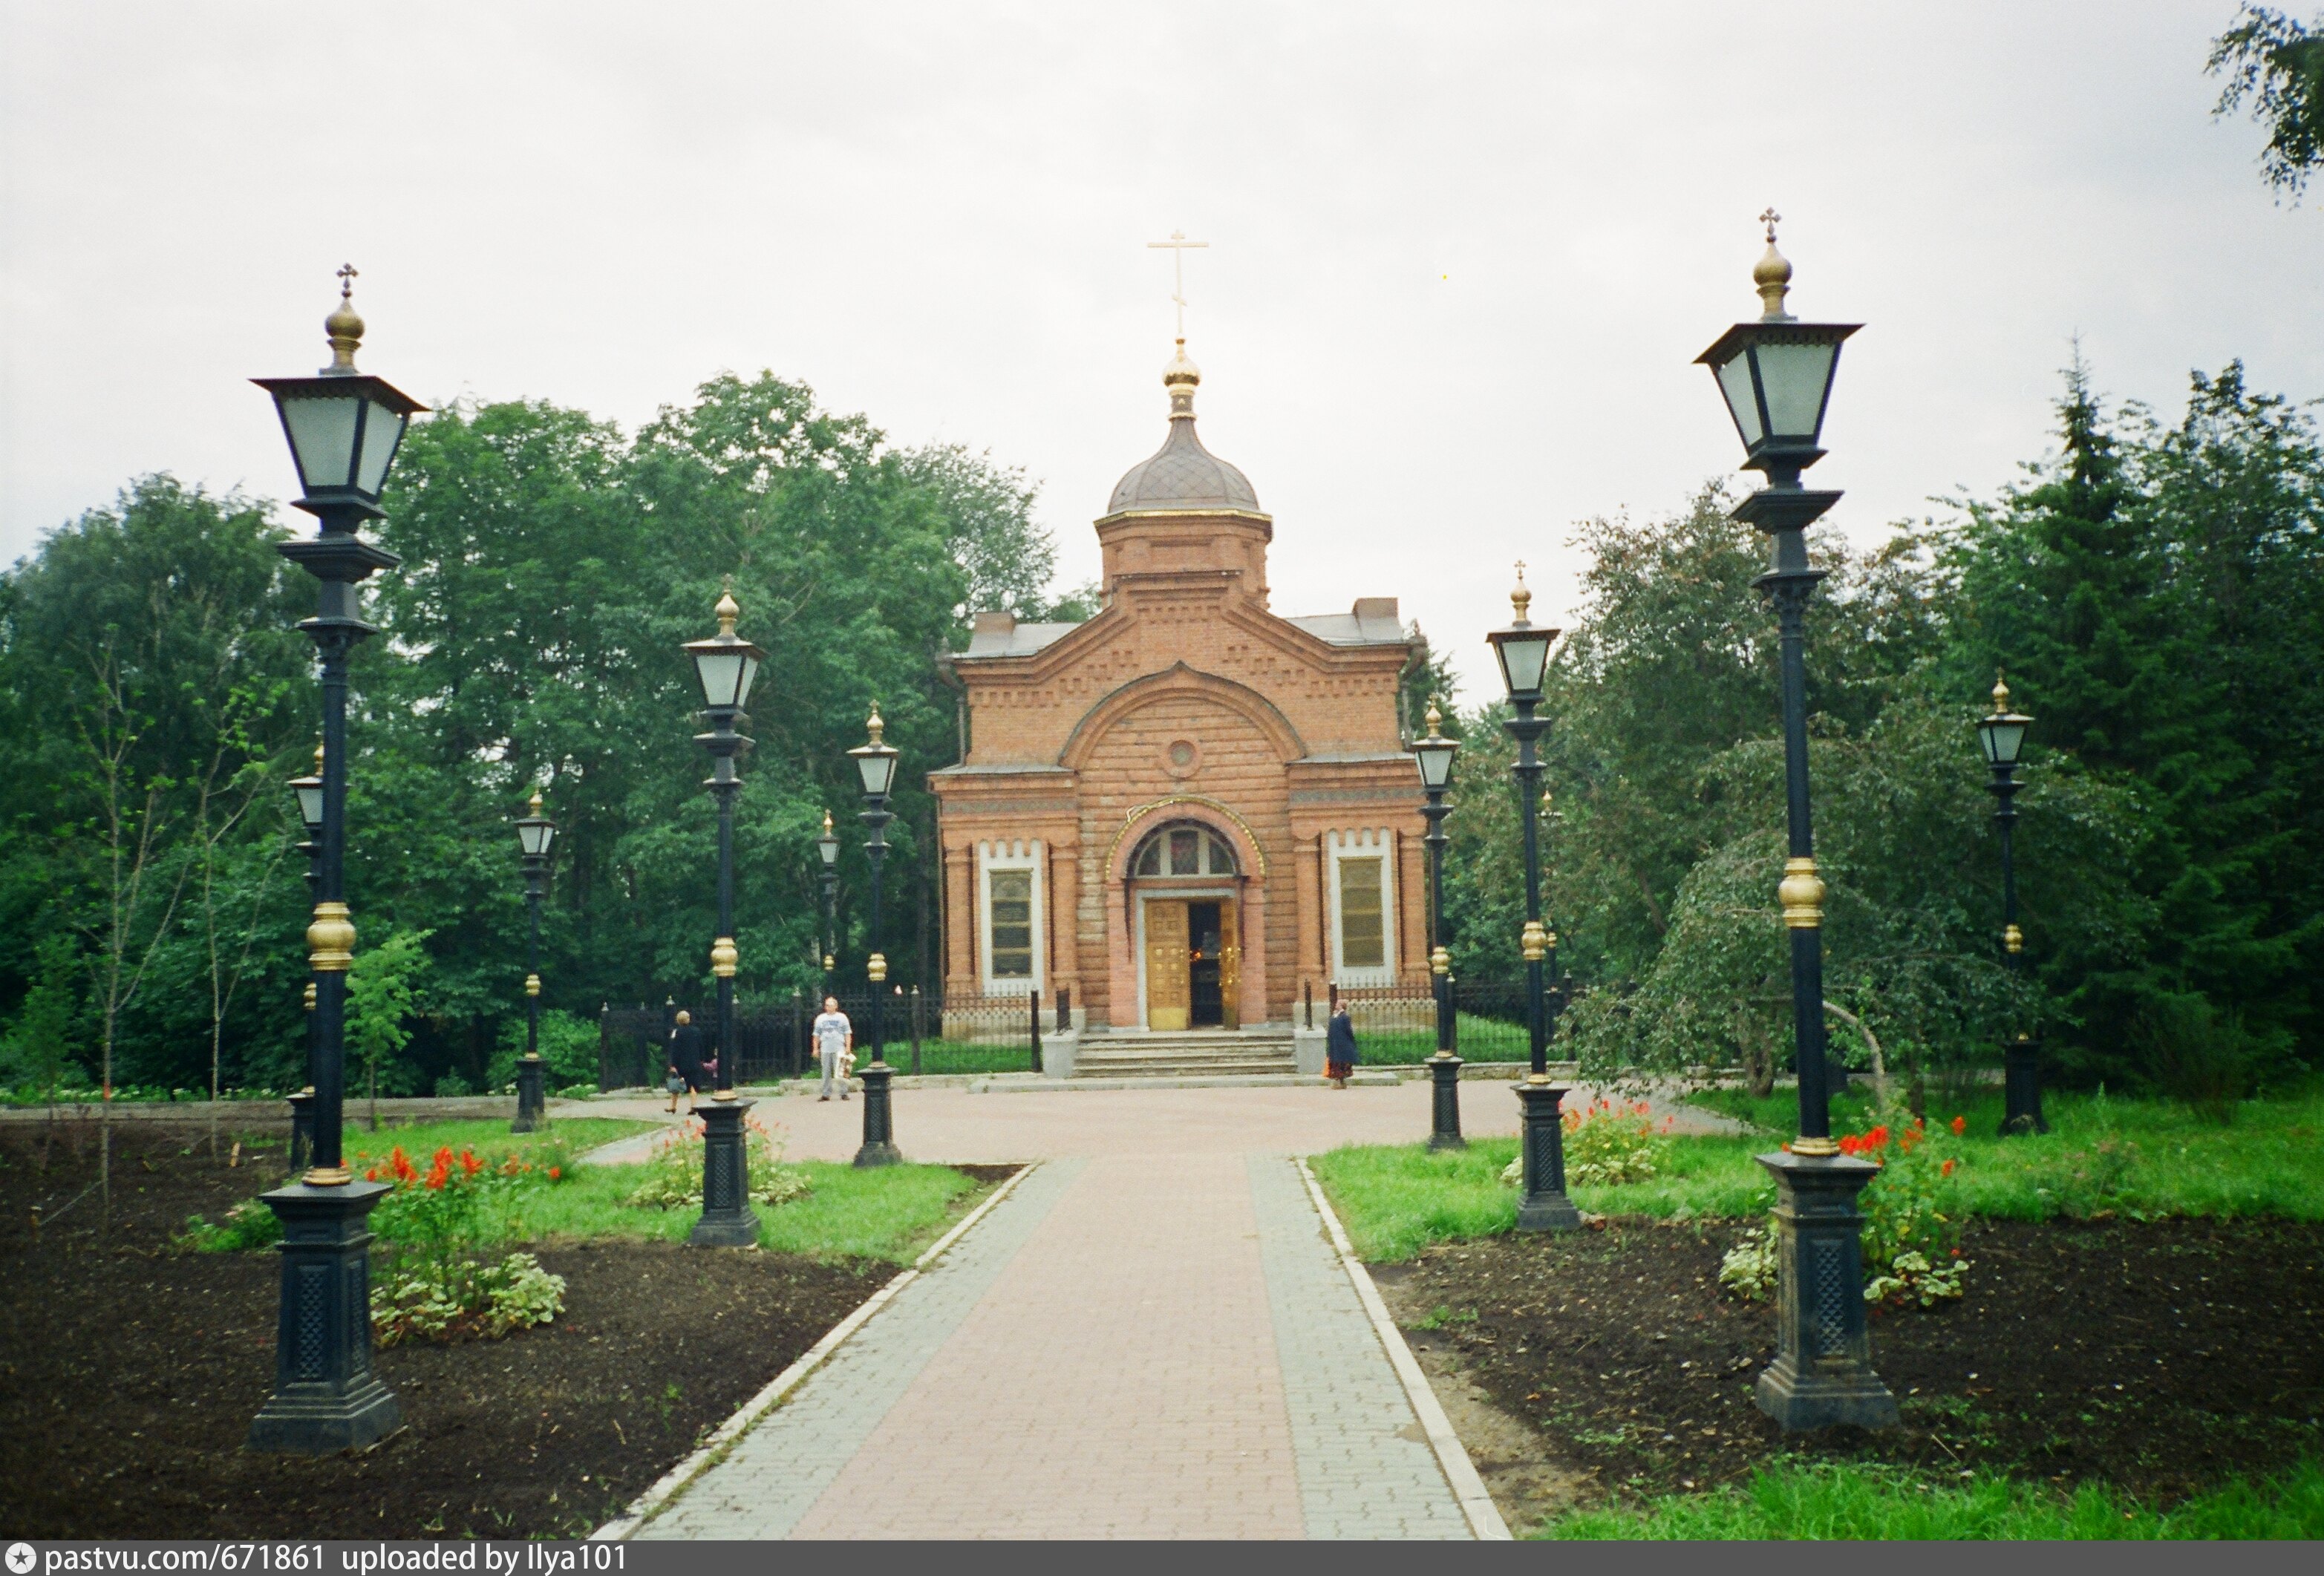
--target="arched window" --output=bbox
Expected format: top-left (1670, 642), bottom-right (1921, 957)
top-left (1132, 821), bottom-right (1239, 878)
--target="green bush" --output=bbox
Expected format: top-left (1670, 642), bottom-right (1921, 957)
top-left (489, 1008), bottom-right (604, 1092)
top-left (174, 1197), bottom-right (283, 1253)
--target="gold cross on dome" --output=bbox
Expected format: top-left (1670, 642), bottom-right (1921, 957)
top-left (336, 262), bottom-right (359, 299)
top-left (1147, 229), bottom-right (1209, 340)
top-left (1759, 208), bottom-right (1780, 243)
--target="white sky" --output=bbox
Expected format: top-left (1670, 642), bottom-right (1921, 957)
top-left (3, 2), bottom-right (2317, 700)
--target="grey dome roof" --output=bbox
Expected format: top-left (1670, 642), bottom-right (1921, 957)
top-left (1104, 342), bottom-right (1262, 515)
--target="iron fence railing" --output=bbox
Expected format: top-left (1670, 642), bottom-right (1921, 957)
top-left (1316, 978), bottom-right (1557, 1064)
top-left (596, 985), bottom-right (1065, 1087)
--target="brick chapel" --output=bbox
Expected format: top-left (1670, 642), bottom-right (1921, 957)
top-left (930, 340), bottom-right (1431, 1034)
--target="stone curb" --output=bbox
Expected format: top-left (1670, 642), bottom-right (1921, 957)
top-left (587, 1160), bottom-right (1039, 1542)
top-left (1293, 1156), bottom-right (1512, 1542)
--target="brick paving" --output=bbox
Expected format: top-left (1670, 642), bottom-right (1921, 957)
top-left (635, 1144), bottom-right (1472, 1540)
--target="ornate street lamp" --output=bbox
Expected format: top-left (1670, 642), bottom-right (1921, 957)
top-left (247, 268), bottom-right (423, 1454)
top-left (1486, 569), bottom-right (1581, 1232)
top-left (1979, 675), bottom-right (2046, 1136)
top-left (1412, 699), bottom-right (1464, 1151)
top-left (511, 788), bottom-right (558, 1134)
top-left (286, 744), bottom-right (323, 1174)
top-left (849, 704), bottom-right (903, 1167)
top-left (1697, 213), bottom-right (1895, 1431)
top-left (682, 589), bottom-right (765, 1246)
top-left (817, 808), bottom-right (841, 982)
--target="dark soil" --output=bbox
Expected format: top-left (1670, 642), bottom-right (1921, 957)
top-left (1375, 1214), bottom-right (2324, 1511)
top-left (0, 1119), bottom-right (996, 1538)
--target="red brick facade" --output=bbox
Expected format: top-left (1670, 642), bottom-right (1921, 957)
top-left (930, 348), bottom-right (1426, 1030)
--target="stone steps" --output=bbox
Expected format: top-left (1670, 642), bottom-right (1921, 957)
top-left (1072, 1033), bottom-right (1297, 1079)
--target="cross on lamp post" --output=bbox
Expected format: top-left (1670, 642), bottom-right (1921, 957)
top-left (1979, 675), bottom-right (2046, 1136)
top-left (247, 270), bottom-right (423, 1454)
top-left (849, 705), bottom-right (903, 1167)
top-left (511, 788), bottom-right (558, 1134)
top-left (1486, 569), bottom-right (1581, 1232)
top-left (682, 589), bottom-right (764, 1246)
top-left (1411, 699), bottom-right (1463, 1151)
top-left (1696, 215), bottom-right (1896, 1431)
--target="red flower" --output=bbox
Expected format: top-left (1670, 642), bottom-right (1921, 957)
top-left (1951, 1115), bottom-right (1968, 1137)
top-left (460, 1148), bottom-right (483, 1176)
top-left (1942, 1158), bottom-right (1957, 1177)
top-left (390, 1145), bottom-right (417, 1183)
top-left (548, 1165), bottom-right (562, 1180)
top-left (365, 1168), bottom-right (380, 1182)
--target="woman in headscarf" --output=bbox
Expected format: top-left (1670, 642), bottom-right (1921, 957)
top-left (1325, 1000), bottom-right (1360, 1090)
top-left (665, 1010), bottom-right (708, 1112)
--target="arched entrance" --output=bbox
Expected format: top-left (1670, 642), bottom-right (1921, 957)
top-left (1128, 820), bottom-right (1243, 1030)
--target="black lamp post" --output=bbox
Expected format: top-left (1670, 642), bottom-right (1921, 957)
top-left (682, 589), bottom-right (765, 1246)
top-left (817, 808), bottom-right (841, 986)
top-left (1697, 213), bottom-right (1895, 1431)
top-left (511, 788), bottom-right (558, 1134)
top-left (849, 706), bottom-right (903, 1167)
top-left (286, 745), bottom-right (324, 1174)
top-left (247, 268), bottom-right (423, 1454)
top-left (1412, 699), bottom-right (1463, 1151)
top-left (1979, 676), bottom-right (2046, 1136)
top-left (1486, 571), bottom-right (1581, 1232)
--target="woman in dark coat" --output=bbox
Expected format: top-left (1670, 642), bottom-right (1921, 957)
top-left (665, 1010), bottom-right (708, 1111)
top-left (1325, 1002), bottom-right (1360, 1090)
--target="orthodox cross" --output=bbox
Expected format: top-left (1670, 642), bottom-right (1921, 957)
top-left (1759, 208), bottom-right (1780, 243)
top-left (337, 262), bottom-right (358, 300)
top-left (1147, 229), bottom-right (1209, 339)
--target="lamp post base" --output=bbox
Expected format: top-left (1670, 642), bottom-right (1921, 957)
top-left (2000, 1037), bottom-right (2048, 1137)
top-left (248, 1180), bottom-right (400, 1454)
top-left (1426, 1053), bottom-right (1466, 1151)
top-left (852, 1061), bottom-right (902, 1168)
top-left (1513, 1079), bottom-right (1582, 1232)
top-left (512, 1054), bottom-right (547, 1134)
top-left (688, 1097), bottom-right (760, 1247)
top-left (1752, 1151), bottom-right (1900, 1431)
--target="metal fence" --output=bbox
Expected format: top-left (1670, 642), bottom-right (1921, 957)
top-left (1316, 978), bottom-right (1550, 1064)
top-left (596, 985), bottom-right (1067, 1088)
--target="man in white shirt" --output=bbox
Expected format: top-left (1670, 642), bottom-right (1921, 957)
top-left (812, 996), bottom-right (853, 1102)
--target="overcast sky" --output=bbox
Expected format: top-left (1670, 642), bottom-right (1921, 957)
top-left (3, 2), bottom-right (2316, 698)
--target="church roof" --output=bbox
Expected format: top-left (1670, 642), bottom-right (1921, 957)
top-left (961, 617), bottom-right (1082, 658)
top-left (1288, 598), bottom-right (1407, 647)
top-left (1103, 341), bottom-right (1263, 517)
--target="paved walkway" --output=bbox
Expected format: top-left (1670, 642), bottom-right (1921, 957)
top-left (636, 1151), bottom-right (1474, 1540)
top-left (580, 1077), bottom-right (1734, 1165)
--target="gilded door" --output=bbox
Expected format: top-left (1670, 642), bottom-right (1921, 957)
top-left (1218, 899), bottom-right (1241, 1030)
top-left (1146, 900), bottom-right (1190, 1030)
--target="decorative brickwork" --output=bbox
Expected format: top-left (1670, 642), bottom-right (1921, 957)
top-left (930, 353), bottom-right (1424, 1031)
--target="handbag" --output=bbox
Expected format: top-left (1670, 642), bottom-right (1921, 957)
top-left (665, 1074), bottom-right (685, 1095)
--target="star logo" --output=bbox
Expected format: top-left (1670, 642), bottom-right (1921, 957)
top-left (7, 1543), bottom-right (36, 1575)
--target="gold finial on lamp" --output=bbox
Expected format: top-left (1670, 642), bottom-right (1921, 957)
top-left (866, 702), bottom-right (884, 745)
top-left (529, 787), bottom-right (544, 815)
top-left (1992, 672), bottom-right (2011, 712)
top-left (714, 589), bottom-right (740, 637)
top-left (324, 264), bottom-right (365, 373)
top-left (1423, 696), bottom-right (1444, 738)
top-left (1754, 208), bottom-right (1795, 322)
top-left (1510, 560), bottom-right (1533, 622)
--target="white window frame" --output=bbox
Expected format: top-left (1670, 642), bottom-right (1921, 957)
top-left (1326, 828), bottom-right (1397, 987)
top-left (978, 839), bottom-right (1044, 996)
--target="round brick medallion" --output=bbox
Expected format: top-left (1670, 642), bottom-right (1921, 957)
top-left (1161, 738), bottom-right (1201, 779)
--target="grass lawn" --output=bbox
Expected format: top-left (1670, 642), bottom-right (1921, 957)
top-left (1309, 1084), bottom-right (2324, 1262)
top-left (1542, 1457), bottom-right (2324, 1540)
top-left (489, 1156), bottom-right (985, 1263)
top-left (339, 1116), bottom-right (659, 1171)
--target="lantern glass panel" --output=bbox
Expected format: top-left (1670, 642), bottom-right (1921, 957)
top-left (355, 398), bottom-right (411, 496)
top-left (735, 652), bottom-right (761, 708)
top-left (818, 832), bottom-right (841, 867)
top-left (1494, 633), bottom-right (1552, 699)
top-left (1714, 353), bottom-right (1764, 449)
top-left (693, 649), bottom-right (745, 710)
top-left (1414, 740), bottom-right (1455, 791)
top-left (1979, 716), bottom-right (2027, 768)
top-left (517, 820), bottom-right (551, 857)
top-left (281, 394), bottom-right (362, 494)
top-left (1755, 340), bottom-right (1840, 444)
top-left (854, 748), bottom-right (898, 798)
top-left (293, 781), bottom-right (324, 834)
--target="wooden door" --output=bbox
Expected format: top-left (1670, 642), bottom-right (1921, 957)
top-left (1218, 898), bottom-right (1241, 1030)
top-left (1146, 900), bottom-right (1190, 1030)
